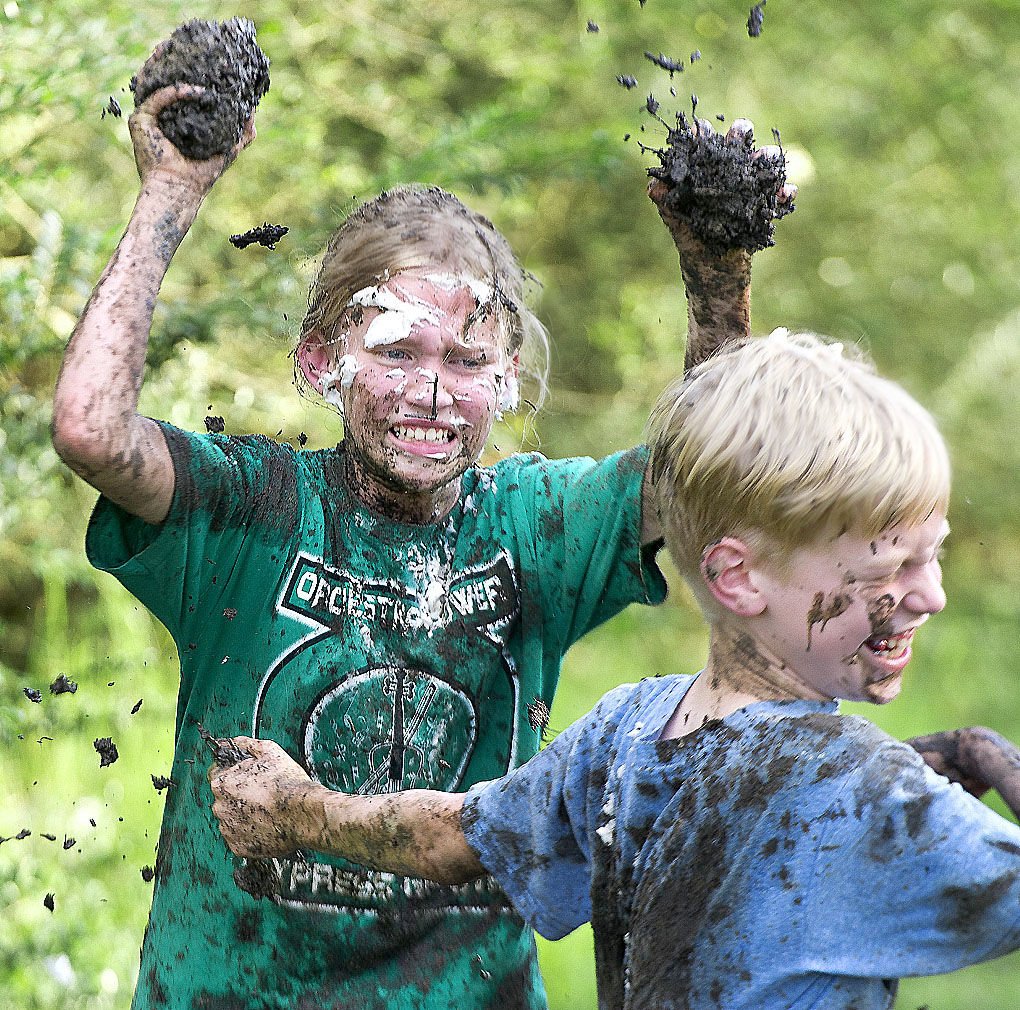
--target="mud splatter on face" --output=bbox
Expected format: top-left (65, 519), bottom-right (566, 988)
top-left (867, 594), bottom-right (896, 637)
top-left (806, 591), bottom-right (852, 650)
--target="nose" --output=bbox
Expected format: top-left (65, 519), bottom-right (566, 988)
top-left (902, 562), bottom-right (947, 617)
top-left (409, 367), bottom-right (453, 418)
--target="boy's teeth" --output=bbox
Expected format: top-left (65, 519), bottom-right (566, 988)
top-left (867, 632), bottom-right (911, 659)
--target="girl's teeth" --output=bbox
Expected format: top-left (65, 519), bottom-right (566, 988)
top-left (395, 426), bottom-right (451, 443)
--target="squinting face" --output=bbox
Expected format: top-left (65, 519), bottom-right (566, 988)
top-left (752, 511), bottom-right (949, 704)
top-left (320, 270), bottom-right (516, 514)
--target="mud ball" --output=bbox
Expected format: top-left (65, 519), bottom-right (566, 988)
top-left (130, 17), bottom-right (270, 161)
top-left (649, 126), bottom-right (788, 255)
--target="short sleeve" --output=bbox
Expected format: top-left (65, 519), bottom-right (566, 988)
top-left (462, 685), bottom-right (634, 940)
top-left (509, 447), bottom-right (666, 652)
top-left (799, 740), bottom-right (1020, 978)
top-left (86, 422), bottom-right (299, 641)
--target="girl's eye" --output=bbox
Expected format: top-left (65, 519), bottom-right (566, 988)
top-left (380, 347), bottom-right (411, 361)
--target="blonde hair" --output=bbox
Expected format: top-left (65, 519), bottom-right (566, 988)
top-left (648, 329), bottom-right (951, 610)
top-left (297, 184), bottom-right (549, 404)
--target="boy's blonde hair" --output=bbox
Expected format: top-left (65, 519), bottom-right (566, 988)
top-left (648, 329), bottom-right (951, 613)
top-left (298, 184), bottom-right (549, 403)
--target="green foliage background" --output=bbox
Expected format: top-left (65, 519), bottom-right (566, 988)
top-left (2, 0), bottom-right (1018, 1006)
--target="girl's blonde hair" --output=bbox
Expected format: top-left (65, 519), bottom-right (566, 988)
top-left (647, 329), bottom-right (951, 611)
top-left (298, 184), bottom-right (549, 404)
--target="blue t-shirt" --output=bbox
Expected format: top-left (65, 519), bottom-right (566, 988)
top-left (464, 675), bottom-right (1020, 1010)
top-left (86, 426), bottom-right (666, 1010)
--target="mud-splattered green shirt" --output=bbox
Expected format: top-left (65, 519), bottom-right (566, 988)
top-left (86, 424), bottom-right (665, 1010)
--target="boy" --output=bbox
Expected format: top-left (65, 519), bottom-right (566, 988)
top-left (51, 43), bottom-right (793, 1010)
top-left (211, 329), bottom-right (1020, 1009)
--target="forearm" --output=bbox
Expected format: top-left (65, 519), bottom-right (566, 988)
top-left (52, 181), bottom-right (201, 517)
top-left (679, 245), bottom-right (751, 372)
top-left (291, 784), bottom-right (485, 885)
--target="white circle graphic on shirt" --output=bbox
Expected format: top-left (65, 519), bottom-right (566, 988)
top-left (301, 666), bottom-right (477, 794)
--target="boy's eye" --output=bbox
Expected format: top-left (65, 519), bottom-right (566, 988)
top-left (380, 347), bottom-right (411, 360)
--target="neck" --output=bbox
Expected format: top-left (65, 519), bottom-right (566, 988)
top-left (340, 441), bottom-right (460, 525)
top-left (661, 625), bottom-right (828, 740)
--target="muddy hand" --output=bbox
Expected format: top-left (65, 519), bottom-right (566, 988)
top-left (908, 727), bottom-right (1020, 819)
top-left (203, 730), bottom-right (297, 900)
top-left (128, 83), bottom-right (255, 194)
top-left (647, 115), bottom-right (795, 257)
top-left (208, 736), bottom-right (314, 859)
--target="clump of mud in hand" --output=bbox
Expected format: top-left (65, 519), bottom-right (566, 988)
top-left (648, 113), bottom-right (791, 255)
top-left (131, 17), bottom-right (270, 160)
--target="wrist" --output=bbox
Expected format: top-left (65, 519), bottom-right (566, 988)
top-left (280, 780), bottom-right (329, 850)
top-left (136, 175), bottom-right (206, 222)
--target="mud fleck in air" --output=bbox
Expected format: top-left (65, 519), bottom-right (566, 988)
top-left (229, 223), bottom-right (289, 250)
top-left (94, 737), bottom-right (120, 767)
top-left (748, 1), bottom-right (766, 37)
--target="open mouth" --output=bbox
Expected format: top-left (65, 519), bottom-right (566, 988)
top-left (865, 630), bottom-right (912, 659)
top-left (389, 423), bottom-right (459, 458)
top-left (392, 424), bottom-right (455, 445)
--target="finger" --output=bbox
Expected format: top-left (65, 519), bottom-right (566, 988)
top-left (647, 178), bottom-right (670, 204)
top-left (229, 735), bottom-right (260, 756)
top-left (777, 183), bottom-right (798, 205)
top-left (753, 144), bottom-right (783, 163)
top-left (138, 82), bottom-right (209, 118)
top-left (726, 118), bottom-right (754, 143)
top-left (237, 114), bottom-right (257, 150)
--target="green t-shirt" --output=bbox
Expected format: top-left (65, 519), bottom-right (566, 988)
top-left (86, 425), bottom-right (665, 1010)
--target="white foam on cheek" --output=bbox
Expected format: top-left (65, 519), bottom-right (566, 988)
top-left (384, 367), bottom-right (408, 395)
top-left (319, 355), bottom-right (361, 413)
top-left (338, 355), bottom-right (360, 388)
top-left (498, 373), bottom-right (520, 413)
top-left (351, 285), bottom-right (442, 348)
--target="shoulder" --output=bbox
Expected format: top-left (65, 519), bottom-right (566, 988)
top-left (472, 447), bottom-right (648, 487)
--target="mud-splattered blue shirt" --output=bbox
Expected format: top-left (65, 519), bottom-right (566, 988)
top-left (464, 675), bottom-right (1020, 1010)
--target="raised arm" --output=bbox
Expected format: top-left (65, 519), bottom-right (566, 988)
top-left (209, 738), bottom-right (484, 885)
top-left (647, 117), bottom-right (796, 372)
top-left (640, 117), bottom-right (795, 544)
top-left (52, 74), bottom-right (253, 525)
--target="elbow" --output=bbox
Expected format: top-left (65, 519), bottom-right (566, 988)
top-left (51, 412), bottom-right (104, 473)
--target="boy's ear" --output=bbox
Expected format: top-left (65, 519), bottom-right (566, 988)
top-left (296, 330), bottom-right (333, 393)
top-left (701, 537), bottom-right (767, 617)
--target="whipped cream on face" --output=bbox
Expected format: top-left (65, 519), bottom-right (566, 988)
top-left (350, 284), bottom-right (442, 348)
top-left (420, 271), bottom-right (494, 306)
top-left (319, 354), bottom-right (361, 413)
top-left (497, 372), bottom-right (520, 413)
top-left (347, 273), bottom-right (495, 349)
